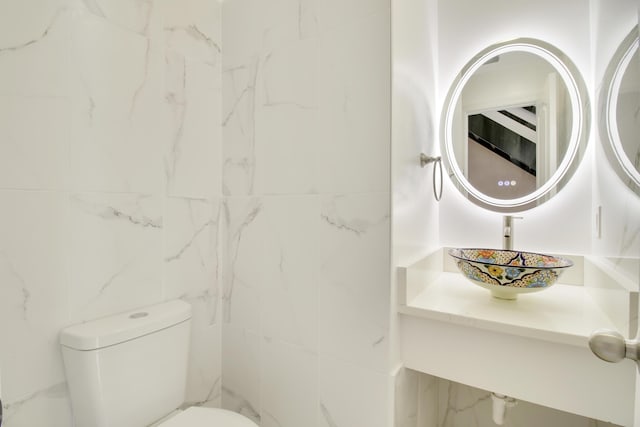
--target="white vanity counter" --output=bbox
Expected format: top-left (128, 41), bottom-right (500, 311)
top-left (400, 272), bottom-right (619, 347)
top-left (397, 248), bottom-right (638, 426)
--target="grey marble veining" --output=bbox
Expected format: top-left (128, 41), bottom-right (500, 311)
top-left (71, 194), bottom-right (162, 229)
top-left (93, 259), bottom-right (134, 299)
top-left (129, 38), bottom-right (152, 116)
top-left (222, 60), bottom-right (259, 195)
top-left (165, 24), bottom-right (221, 65)
top-left (435, 378), bottom-right (622, 427)
top-left (0, 252), bottom-right (31, 321)
top-left (185, 376), bottom-right (221, 408)
top-left (263, 410), bottom-right (285, 427)
top-left (222, 199), bottom-right (262, 323)
top-left (2, 382), bottom-right (68, 423)
top-left (319, 402), bottom-right (339, 427)
top-left (439, 381), bottom-right (490, 427)
top-left (81, 0), bottom-right (154, 36)
top-left (321, 201), bottom-right (389, 237)
top-left (222, 386), bottom-right (260, 424)
top-left (82, 0), bottom-right (106, 18)
top-left (164, 53), bottom-right (187, 188)
top-left (0, 8), bottom-right (64, 54)
top-left (165, 216), bottom-right (217, 264)
top-left (618, 210), bottom-right (639, 257)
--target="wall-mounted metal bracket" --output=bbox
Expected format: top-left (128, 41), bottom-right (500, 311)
top-left (419, 153), bottom-right (443, 201)
top-left (420, 153), bottom-right (440, 168)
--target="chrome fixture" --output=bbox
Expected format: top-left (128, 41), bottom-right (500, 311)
top-left (419, 153), bottom-right (443, 201)
top-left (502, 215), bottom-right (523, 250)
top-left (589, 329), bottom-right (640, 366)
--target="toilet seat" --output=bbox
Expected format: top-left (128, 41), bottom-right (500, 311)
top-left (157, 407), bottom-right (257, 427)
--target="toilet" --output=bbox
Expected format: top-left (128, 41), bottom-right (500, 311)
top-left (60, 300), bottom-right (256, 427)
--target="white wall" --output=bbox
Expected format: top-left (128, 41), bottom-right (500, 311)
top-left (392, 0), bottom-right (440, 263)
top-left (0, 0), bottom-right (223, 425)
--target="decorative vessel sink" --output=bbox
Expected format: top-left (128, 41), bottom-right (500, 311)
top-left (448, 248), bottom-right (573, 300)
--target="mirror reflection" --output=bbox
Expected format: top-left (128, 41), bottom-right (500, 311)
top-left (453, 51), bottom-right (572, 200)
top-left (600, 26), bottom-right (640, 195)
top-left (615, 47), bottom-right (640, 176)
top-left (441, 39), bottom-right (589, 211)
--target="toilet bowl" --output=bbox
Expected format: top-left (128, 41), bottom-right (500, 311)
top-left (60, 300), bottom-right (257, 427)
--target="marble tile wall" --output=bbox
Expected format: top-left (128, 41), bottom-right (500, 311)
top-left (395, 370), bottom-right (622, 427)
top-left (435, 378), bottom-right (620, 427)
top-left (220, 1), bottom-right (392, 426)
top-left (1, 0), bottom-right (393, 426)
top-left (0, 0), bottom-right (223, 425)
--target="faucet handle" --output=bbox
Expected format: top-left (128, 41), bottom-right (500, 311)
top-left (502, 215), bottom-right (523, 250)
top-left (502, 215), bottom-right (523, 228)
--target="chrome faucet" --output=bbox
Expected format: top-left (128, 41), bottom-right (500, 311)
top-left (503, 215), bottom-right (523, 250)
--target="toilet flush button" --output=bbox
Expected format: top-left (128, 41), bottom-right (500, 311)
top-left (129, 312), bottom-right (149, 319)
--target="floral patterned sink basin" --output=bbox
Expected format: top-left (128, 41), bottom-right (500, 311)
top-left (448, 248), bottom-right (573, 300)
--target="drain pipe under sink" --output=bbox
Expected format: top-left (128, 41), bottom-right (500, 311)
top-left (491, 393), bottom-right (517, 425)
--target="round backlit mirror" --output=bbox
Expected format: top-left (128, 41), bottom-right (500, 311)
top-left (441, 38), bottom-right (590, 211)
top-left (600, 26), bottom-right (640, 196)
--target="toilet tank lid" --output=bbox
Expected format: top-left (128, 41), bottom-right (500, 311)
top-left (60, 300), bottom-right (192, 351)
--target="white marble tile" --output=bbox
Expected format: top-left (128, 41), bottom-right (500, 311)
top-left (0, 1), bottom-right (71, 97)
top-left (437, 379), bottom-right (491, 427)
top-left (260, 196), bottom-right (319, 350)
top-left (222, 0), bottom-right (315, 67)
top-left (69, 11), bottom-right (169, 193)
top-left (394, 368), bottom-right (419, 427)
top-left (0, 0), bottom-right (69, 46)
top-left (395, 370), bottom-right (439, 427)
top-left (315, 0), bottom-right (389, 33)
top-left (166, 202), bottom-right (221, 410)
top-left (318, 355), bottom-right (390, 427)
top-left (261, 338), bottom-right (318, 427)
top-left (1, 382), bottom-right (72, 427)
top-left (165, 58), bottom-right (222, 198)
top-left (0, 191), bottom-right (69, 416)
top-left (163, 0), bottom-right (221, 65)
top-left (318, 193), bottom-right (391, 372)
top-left (220, 0), bottom-right (264, 66)
top-left (0, 96), bottom-right (70, 190)
top-left (163, 0), bottom-right (222, 206)
top-left (221, 326), bottom-right (261, 424)
top-left (437, 379), bottom-right (621, 427)
top-left (68, 192), bottom-right (163, 321)
top-left (164, 197), bottom-right (220, 324)
top-left (222, 196), bottom-right (319, 350)
top-left (222, 59), bottom-right (260, 195)
top-left (184, 321), bottom-right (222, 408)
top-left (253, 39), bottom-right (319, 195)
top-left (316, 10), bottom-right (391, 194)
top-left (221, 0), bottom-right (322, 196)
top-left (221, 197), bottom-right (263, 330)
top-left (418, 373), bottom-right (439, 427)
top-left (79, 0), bottom-right (158, 37)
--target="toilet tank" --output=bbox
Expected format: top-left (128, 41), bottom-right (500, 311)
top-left (60, 300), bottom-right (192, 427)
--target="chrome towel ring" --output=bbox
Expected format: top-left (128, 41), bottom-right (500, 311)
top-left (420, 153), bottom-right (443, 201)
